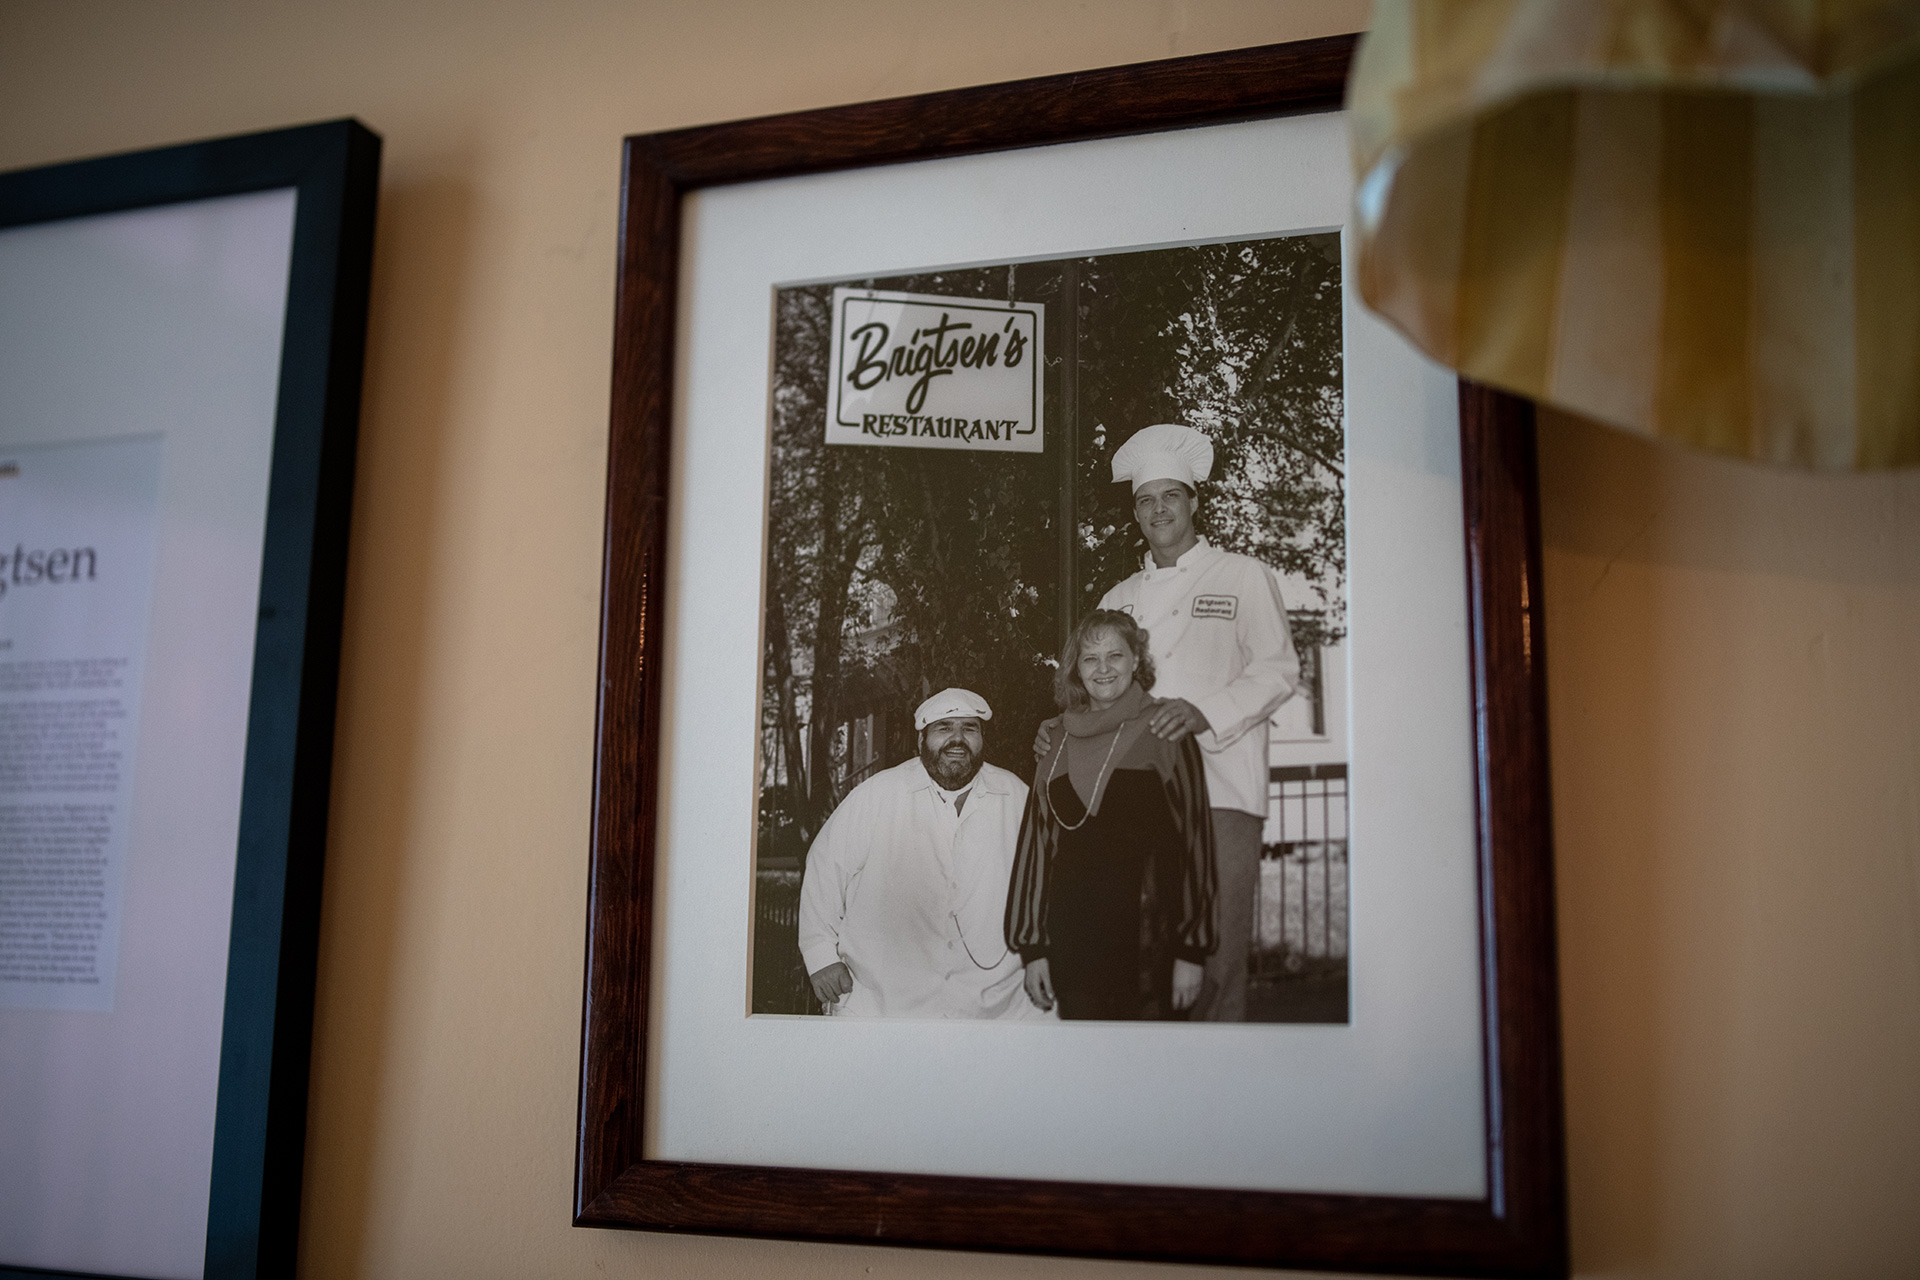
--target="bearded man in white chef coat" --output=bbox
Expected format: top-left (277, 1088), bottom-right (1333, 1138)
top-left (798, 688), bottom-right (1048, 1020)
top-left (1038, 424), bottom-right (1300, 1022)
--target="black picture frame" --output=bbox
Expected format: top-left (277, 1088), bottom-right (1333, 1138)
top-left (579, 35), bottom-right (1568, 1276)
top-left (0, 119), bottom-right (380, 1280)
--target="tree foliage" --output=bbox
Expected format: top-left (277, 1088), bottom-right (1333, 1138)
top-left (1076, 234), bottom-right (1345, 649)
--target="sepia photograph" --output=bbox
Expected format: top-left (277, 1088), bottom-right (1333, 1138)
top-left (752, 233), bottom-right (1351, 1025)
top-left (592, 57), bottom-right (1531, 1254)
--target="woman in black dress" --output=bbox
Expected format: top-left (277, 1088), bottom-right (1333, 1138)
top-left (1004, 609), bottom-right (1216, 1020)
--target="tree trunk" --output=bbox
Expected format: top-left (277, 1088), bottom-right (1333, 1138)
top-left (804, 455), bottom-right (864, 830)
top-left (764, 584), bottom-right (811, 847)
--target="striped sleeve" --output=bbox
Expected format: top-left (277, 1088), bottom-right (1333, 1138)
top-left (1003, 783), bottom-right (1055, 962)
top-left (1164, 735), bottom-right (1218, 962)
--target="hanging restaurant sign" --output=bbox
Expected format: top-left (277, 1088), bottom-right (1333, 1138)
top-left (824, 286), bottom-right (1044, 452)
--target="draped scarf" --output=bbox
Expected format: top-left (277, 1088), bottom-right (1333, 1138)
top-left (1004, 691), bottom-right (1218, 965)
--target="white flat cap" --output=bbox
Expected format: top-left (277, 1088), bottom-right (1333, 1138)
top-left (914, 687), bottom-right (992, 730)
top-left (1111, 422), bottom-right (1214, 490)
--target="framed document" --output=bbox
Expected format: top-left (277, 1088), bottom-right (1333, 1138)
top-left (579, 35), bottom-right (1566, 1277)
top-left (0, 121), bottom-right (379, 1279)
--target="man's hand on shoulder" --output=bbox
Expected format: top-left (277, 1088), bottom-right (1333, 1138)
top-left (1032, 720), bottom-right (1055, 760)
top-left (808, 961), bottom-right (853, 1010)
top-left (1147, 697), bottom-right (1210, 741)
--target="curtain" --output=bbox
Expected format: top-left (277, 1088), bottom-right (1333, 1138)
top-left (1349, 1), bottom-right (1920, 468)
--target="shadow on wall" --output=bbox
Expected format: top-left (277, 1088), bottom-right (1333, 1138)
top-left (1538, 407), bottom-right (1920, 1277)
top-left (297, 164), bottom-right (478, 1274)
top-left (1538, 406), bottom-right (1920, 590)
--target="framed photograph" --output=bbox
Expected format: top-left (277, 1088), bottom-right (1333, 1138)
top-left (0, 121), bottom-right (379, 1280)
top-left (579, 35), bottom-right (1567, 1277)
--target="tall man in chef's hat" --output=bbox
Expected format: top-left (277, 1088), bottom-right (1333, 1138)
top-left (1040, 423), bottom-right (1301, 1021)
top-left (799, 688), bottom-right (1048, 1020)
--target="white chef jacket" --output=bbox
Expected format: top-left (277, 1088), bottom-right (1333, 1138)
top-left (797, 757), bottom-right (1045, 1020)
top-left (1099, 538), bottom-right (1301, 816)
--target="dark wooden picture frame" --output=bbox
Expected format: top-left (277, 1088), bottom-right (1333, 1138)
top-left (579, 35), bottom-right (1567, 1277)
top-left (0, 120), bottom-right (379, 1280)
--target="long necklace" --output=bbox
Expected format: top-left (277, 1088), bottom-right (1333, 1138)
top-left (1045, 722), bottom-right (1126, 832)
top-left (950, 910), bottom-right (1009, 971)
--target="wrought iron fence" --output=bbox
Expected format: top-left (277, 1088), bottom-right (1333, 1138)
top-left (1252, 763), bottom-right (1348, 977)
top-left (752, 867), bottom-right (815, 1014)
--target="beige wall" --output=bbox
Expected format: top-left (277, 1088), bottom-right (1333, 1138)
top-left (3, 2), bottom-right (1916, 1277)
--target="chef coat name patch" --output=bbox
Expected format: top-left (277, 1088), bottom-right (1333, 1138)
top-left (1191, 594), bottom-right (1237, 620)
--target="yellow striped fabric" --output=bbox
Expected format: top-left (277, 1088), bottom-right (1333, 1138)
top-left (1350, 0), bottom-right (1920, 468)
